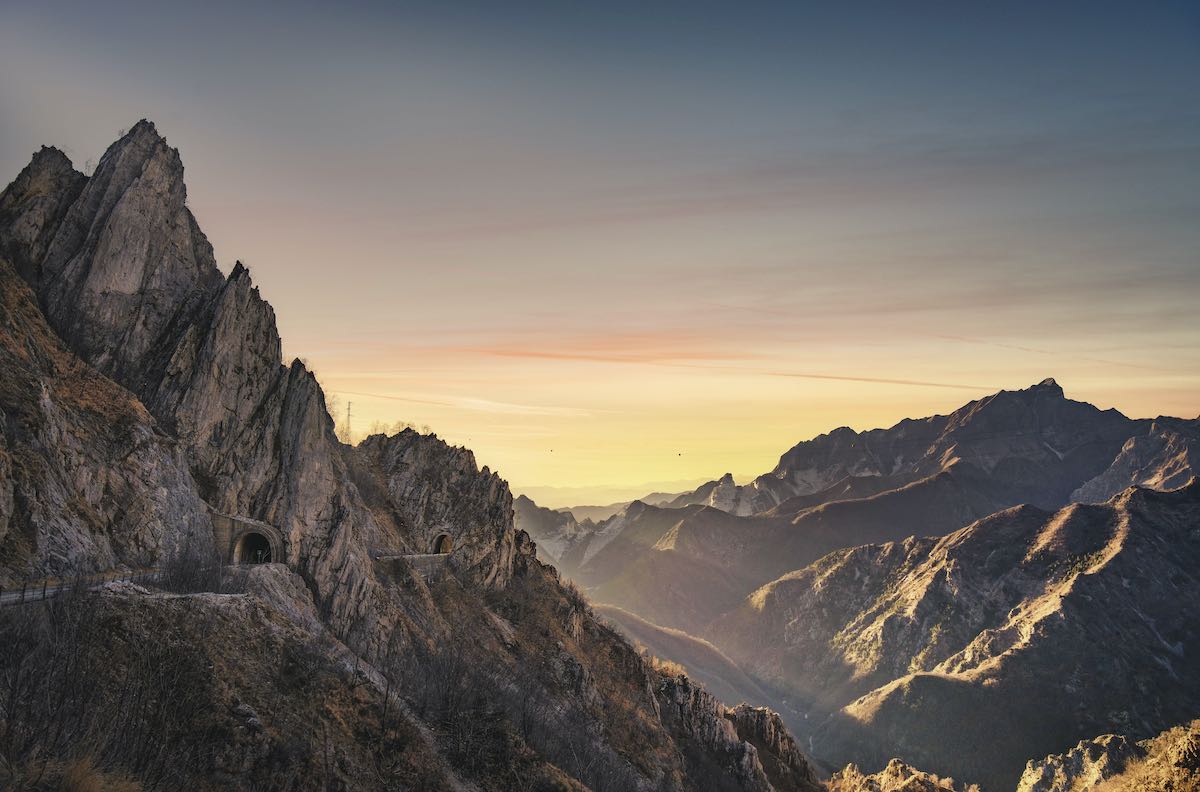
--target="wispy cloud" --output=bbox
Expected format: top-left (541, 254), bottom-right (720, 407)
top-left (332, 389), bottom-right (596, 417)
top-left (399, 118), bottom-right (1200, 240)
top-left (463, 329), bottom-right (759, 366)
top-left (766, 372), bottom-right (995, 391)
top-left (932, 334), bottom-right (1175, 373)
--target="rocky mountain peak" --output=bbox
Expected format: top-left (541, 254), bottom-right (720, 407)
top-left (18, 119), bottom-right (223, 381)
top-left (21, 146), bottom-right (77, 184)
top-left (624, 499), bottom-right (649, 520)
top-left (0, 145), bottom-right (87, 283)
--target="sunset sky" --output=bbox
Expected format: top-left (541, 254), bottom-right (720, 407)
top-left (2, 1), bottom-right (1198, 506)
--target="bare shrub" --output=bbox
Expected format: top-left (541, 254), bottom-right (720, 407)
top-left (384, 630), bottom-right (646, 792)
top-left (0, 587), bottom-right (217, 790)
top-left (560, 578), bottom-right (590, 614)
top-left (645, 654), bottom-right (686, 678)
top-left (156, 534), bottom-right (223, 594)
top-left (277, 635), bottom-right (338, 693)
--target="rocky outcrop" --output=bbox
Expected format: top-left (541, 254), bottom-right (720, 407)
top-left (0, 122), bottom-right (408, 655)
top-left (0, 147), bottom-right (86, 284)
top-left (146, 261), bottom-right (282, 474)
top-left (729, 704), bottom-right (822, 792)
top-left (1017, 719), bottom-right (1200, 792)
top-left (828, 759), bottom-right (978, 791)
top-left (355, 431), bottom-right (516, 588)
top-left (0, 256), bottom-right (212, 584)
top-left (655, 675), bottom-right (820, 792)
top-left (1016, 734), bottom-right (1140, 791)
top-left (1, 123), bottom-right (274, 488)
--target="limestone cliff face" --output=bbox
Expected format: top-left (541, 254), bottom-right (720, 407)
top-left (147, 261), bottom-right (283, 474)
top-left (0, 122), bottom-right (280, 471)
top-left (0, 122), bottom-right (399, 651)
top-left (32, 121), bottom-right (225, 382)
top-left (355, 431), bottom-right (517, 588)
top-left (655, 675), bottom-right (821, 792)
top-left (729, 704), bottom-right (823, 792)
top-left (0, 256), bottom-right (212, 584)
top-left (0, 123), bottom-right (287, 491)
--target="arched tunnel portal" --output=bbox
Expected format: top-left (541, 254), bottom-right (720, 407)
top-left (210, 511), bottom-right (285, 566)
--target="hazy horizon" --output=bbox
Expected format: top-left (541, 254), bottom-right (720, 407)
top-left (3, 0), bottom-right (1198, 503)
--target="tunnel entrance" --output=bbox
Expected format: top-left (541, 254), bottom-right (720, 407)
top-left (433, 534), bottom-right (453, 554)
top-left (236, 532), bottom-right (273, 564)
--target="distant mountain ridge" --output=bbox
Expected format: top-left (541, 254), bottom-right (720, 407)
top-left (512, 378), bottom-right (1200, 789)
top-left (662, 378), bottom-right (1190, 516)
top-left (514, 380), bottom-right (1198, 633)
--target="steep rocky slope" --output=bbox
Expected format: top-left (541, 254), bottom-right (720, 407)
top-left (710, 481), bottom-right (1200, 790)
top-left (354, 431), bottom-right (517, 587)
top-left (0, 121), bottom-right (457, 653)
top-left (1017, 719), bottom-right (1200, 792)
top-left (0, 122), bottom-right (819, 791)
top-left (0, 146), bottom-right (87, 284)
top-left (0, 255), bottom-right (211, 584)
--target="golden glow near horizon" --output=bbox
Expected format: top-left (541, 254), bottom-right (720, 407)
top-left (300, 320), bottom-right (1198, 508)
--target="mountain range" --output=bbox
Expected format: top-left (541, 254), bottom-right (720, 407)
top-left (516, 378), bottom-right (1200, 789)
top-left (3, 120), bottom-right (1196, 792)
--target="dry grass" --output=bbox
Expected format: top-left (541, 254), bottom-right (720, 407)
top-left (0, 755), bottom-right (143, 792)
top-left (58, 756), bottom-right (142, 792)
top-left (645, 653), bottom-right (687, 678)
